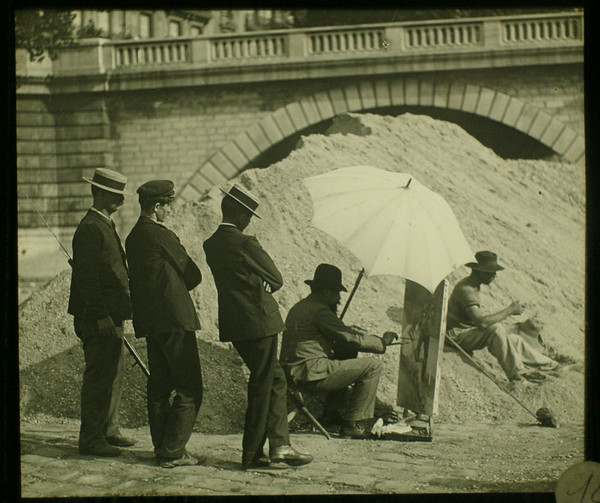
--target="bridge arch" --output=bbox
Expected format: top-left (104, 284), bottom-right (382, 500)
top-left (178, 77), bottom-right (585, 202)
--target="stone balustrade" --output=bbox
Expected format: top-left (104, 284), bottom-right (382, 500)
top-left (23, 11), bottom-right (580, 77)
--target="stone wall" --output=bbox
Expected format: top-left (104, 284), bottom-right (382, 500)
top-left (16, 64), bottom-right (585, 252)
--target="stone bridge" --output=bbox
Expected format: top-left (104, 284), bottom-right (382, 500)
top-left (16, 10), bottom-right (584, 254)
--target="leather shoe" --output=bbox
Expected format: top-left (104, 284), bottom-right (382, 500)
top-left (80, 442), bottom-right (121, 457)
top-left (106, 434), bottom-right (136, 447)
top-left (340, 423), bottom-right (367, 439)
top-left (242, 454), bottom-right (271, 470)
top-left (270, 445), bottom-right (313, 467)
top-left (159, 450), bottom-right (204, 469)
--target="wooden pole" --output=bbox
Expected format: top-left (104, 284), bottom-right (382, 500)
top-left (340, 268), bottom-right (365, 320)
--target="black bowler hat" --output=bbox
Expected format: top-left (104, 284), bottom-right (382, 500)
top-left (305, 264), bottom-right (348, 292)
top-left (137, 180), bottom-right (175, 200)
top-left (466, 251), bottom-right (505, 272)
top-left (220, 183), bottom-right (261, 219)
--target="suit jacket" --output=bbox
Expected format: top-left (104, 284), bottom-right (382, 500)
top-left (280, 293), bottom-right (385, 382)
top-left (203, 224), bottom-right (285, 342)
top-left (125, 216), bottom-right (202, 337)
top-left (67, 209), bottom-right (131, 322)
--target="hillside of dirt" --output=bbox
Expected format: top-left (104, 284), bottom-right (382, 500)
top-left (19, 112), bottom-right (585, 430)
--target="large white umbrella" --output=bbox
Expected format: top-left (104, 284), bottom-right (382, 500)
top-left (304, 165), bottom-right (474, 297)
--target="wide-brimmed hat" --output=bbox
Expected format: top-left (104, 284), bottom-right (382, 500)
top-left (466, 251), bottom-right (505, 272)
top-left (137, 179), bottom-right (175, 201)
top-left (220, 183), bottom-right (261, 219)
top-left (304, 264), bottom-right (348, 292)
top-left (83, 168), bottom-right (129, 194)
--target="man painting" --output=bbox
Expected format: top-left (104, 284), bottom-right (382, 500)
top-left (280, 263), bottom-right (399, 439)
top-left (68, 168), bottom-right (136, 457)
top-left (446, 250), bottom-right (558, 383)
top-left (203, 184), bottom-right (312, 470)
top-left (126, 180), bottom-right (204, 468)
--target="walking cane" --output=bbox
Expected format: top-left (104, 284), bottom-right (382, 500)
top-left (24, 194), bottom-right (150, 377)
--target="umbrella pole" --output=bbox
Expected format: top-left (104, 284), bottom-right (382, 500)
top-left (340, 268), bottom-right (365, 320)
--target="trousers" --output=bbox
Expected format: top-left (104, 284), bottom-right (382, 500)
top-left (448, 322), bottom-right (556, 380)
top-left (303, 357), bottom-right (382, 422)
top-left (233, 335), bottom-right (290, 462)
top-left (146, 330), bottom-right (203, 459)
top-left (74, 317), bottom-right (125, 450)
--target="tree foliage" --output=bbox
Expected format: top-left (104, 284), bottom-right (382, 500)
top-left (15, 10), bottom-right (76, 62)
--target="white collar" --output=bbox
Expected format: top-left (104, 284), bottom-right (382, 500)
top-left (90, 207), bottom-right (113, 223)
top-left (219, 222), bottom-right (238, 228)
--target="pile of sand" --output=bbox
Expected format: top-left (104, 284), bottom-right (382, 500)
top-left (19, 112), bottom-right (585, 430)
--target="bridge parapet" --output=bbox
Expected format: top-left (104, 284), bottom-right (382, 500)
top-left (26, 11), bottom-right (581, 79)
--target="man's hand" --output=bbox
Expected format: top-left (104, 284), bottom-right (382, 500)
top-left (263, 281), bottom-right (272, 294)
top-left (508, 301), bottom-right (525, 316)
top-left (382, 331), bottom-right (399, 347)
top-left (97, 316), bottom-right (116, 337)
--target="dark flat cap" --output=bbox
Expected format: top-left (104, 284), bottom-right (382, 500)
top-left (137, 180), bottom-right (175, 199)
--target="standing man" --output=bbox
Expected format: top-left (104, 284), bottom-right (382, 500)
top-left (446, 250), bottom-right (558, 383)
top-left (126, 180), bottom-right (204, 469)
top-left (280, 263), bottom-right (398, 439)
top-left (203, 184), bottom-right (313, 470)
top-left (68, 168), bottom-right (136, 457)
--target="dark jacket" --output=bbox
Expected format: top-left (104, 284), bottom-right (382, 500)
top-left (280, 293), bottom-right (385, 382)
top-left (67, 209), bottom-right (131, 323)
top-left (125, 216), bottom-right (202, 337)
top-left (203, 224), bottom-right (285, 342)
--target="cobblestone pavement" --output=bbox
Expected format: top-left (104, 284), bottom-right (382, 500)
top-left (19, 419), bottom-right (583, 497)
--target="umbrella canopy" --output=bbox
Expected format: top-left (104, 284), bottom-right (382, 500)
top-left (303, 165), bottom-right (475, 293)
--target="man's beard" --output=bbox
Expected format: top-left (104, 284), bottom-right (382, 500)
top-left (328, 300), bottom-right (340, 315)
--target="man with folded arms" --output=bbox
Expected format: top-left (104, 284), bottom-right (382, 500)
top-left (68, 168), bottom-right (136, 457)
top-left (280, 263), bottom-right (399, 439)
top-left (203, 184), bottom-right (312, 470)
top-left (126, 180), bottom-right (204, 468)
top-left (446, 250), bottom-right (558, 384)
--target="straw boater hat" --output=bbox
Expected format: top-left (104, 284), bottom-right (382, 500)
top-left (304, 264), bottom-right (348, 292)
top-left (466, 251), bottom-right (505, 272)
top-left (220, 183), bottom-right (262, 219)
top-left (83, 168), bottom-right (129, 194)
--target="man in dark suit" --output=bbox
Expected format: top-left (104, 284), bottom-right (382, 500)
top-left (203, 184), bottom-right (312, 470)
top-left (68, 168), bottom-right (136, 457)
top-left (280, 264), bottom-right (398, 439)
top-left (126, 180), bottom-right (204, 469)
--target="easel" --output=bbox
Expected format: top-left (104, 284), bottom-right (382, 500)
top-left (395, 279), bottom-right (449, 441)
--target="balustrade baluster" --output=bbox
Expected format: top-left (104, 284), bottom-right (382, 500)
top-left (571, 19), bottom-right (579, 38)
top-left (556, 20), bottom-right (563, 39)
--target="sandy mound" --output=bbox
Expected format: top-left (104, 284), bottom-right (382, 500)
top-left (19, 112), bottom-right (585, 429)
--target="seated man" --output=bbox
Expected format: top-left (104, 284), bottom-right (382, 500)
top-left (446, 250), bottom-right (558, 383)
top-left (280, 263), bottom-right (398, 439)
